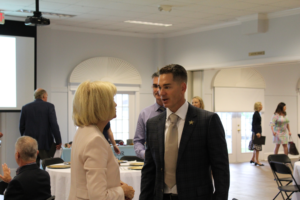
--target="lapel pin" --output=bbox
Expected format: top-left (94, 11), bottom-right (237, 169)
top-left (189, 120), bottom-right (194, 125)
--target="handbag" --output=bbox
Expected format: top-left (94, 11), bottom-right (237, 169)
top-left (248, 133), bottom-right (254, 150)
top-left (288, 136), bottom-right (299, 155)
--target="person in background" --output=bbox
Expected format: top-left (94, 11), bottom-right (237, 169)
top-left (0, 136), bottom-right (51, 200)
top-left (69, 80), bottom-right (134, 200)
top-left (250, 102), bottom-right (264, 166)
top-left (140, 64), bottom-right (229, 200)
top-left (191, 96), bottom-right (205, 109)
top-left (134, 72), bottom-right (165, 159)
top-left (103, 122), bottom-right (120, 154)
top-left (270, 102), bottom-right (292, 155)
top-left (19, 88), bottom-right (62, 166)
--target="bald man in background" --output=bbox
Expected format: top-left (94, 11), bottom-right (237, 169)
top-left (19, 88), bottom-right (62, 166)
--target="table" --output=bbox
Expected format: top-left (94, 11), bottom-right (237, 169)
top-left (61, 145), bottom-right (136, 161)
top-left (46, 166), bottom-right (141, 200)
top-left (61, 147), bottom-right (71, 162)
top-left (112, 145), bottom-right (136, 159)
top-left (292, 161), bottom-right (300, 199)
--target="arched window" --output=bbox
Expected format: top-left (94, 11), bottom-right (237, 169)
top-left (68, 57), bottom-right (142, 142)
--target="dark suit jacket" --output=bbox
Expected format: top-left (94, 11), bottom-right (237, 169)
top-left (19, 99), bottom-right (61, 151)
top-left (140, 104), bottom-right (230, 200)
top-left (252, 111), bottom-right (262, 134)
top-left (4, 164), bottom-right (51, 200)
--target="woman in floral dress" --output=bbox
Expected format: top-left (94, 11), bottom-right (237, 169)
top-left (270, 102), bottom-right (292, 155)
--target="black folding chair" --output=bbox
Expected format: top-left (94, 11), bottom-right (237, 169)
top-left (46, 196), bottom-right (55, 200)
top-left (268, 154), bottom-right (294, 199)
top-left (270, 161), bottom-right (300, 200)
top-left (120, 156), bottom-right (144, 162)
top-left (42, 157), bottom-right (64, 170)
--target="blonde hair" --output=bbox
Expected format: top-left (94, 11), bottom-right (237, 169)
top-left (73, 80), bottom-right (117, 126)
top-left (254, 102), bottom-right (262, 111)
top-left (192, 96), bottom-right (205, 109)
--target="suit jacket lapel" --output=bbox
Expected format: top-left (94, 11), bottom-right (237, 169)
top-left (157, 112), bottom-right (166, 165)
top-left (177, 104), bottom-right (198, 164)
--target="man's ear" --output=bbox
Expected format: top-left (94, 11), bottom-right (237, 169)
top-left (37, 150), bottom-right (39, 155)
top-left (182, 82), bottom-right (187, 93)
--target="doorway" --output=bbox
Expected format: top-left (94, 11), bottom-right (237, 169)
top-left (217, 112), bottom-right (254, 163)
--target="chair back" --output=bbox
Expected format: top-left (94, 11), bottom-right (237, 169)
top-left (270, 161), bottom-right (292, 175)
top-left (42, 157), bottom-right (64, 170)
top-left (46, 196), bottom-right (55, 200)
top-left (268, 154), bottom-right (292, 164)
top-left (120, 156), bottom-right (144, 162)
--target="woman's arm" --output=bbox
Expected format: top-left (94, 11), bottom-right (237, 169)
top-left (84, 136), bottom-right (124, 200)
top-left (253, 112), bottom-right (261, 138)
top-left (108, 128), bottom-right (120, 154)
top-left (270, 114), bottom-right (277, 136)
top-left (287, 124), bottom-right (292, 136)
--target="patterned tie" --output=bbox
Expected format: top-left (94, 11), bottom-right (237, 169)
top-left (164, 113), bottom-right (179, 189)
top-left (157, 106), bottom-right (166, 113)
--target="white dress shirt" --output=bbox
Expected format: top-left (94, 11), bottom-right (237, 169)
top-left (164, 101), bottom-right (189, 194)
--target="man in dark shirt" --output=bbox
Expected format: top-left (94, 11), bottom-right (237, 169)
top-left (0, 136), bottom-right (52, 200)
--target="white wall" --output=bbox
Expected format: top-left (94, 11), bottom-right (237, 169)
top-left (165, 14), bottom-right (300, 70)
top-left (0, 113), bottom-right (21, 174)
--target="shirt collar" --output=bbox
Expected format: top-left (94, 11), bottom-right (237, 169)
top-left (166, 101), bottom-right (188, 121)
top-left (16, 162), bottom-right (37, 175)
top-left (155, 102), bottom-right (164, 111)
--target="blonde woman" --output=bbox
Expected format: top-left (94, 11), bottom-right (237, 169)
top-left (191, 96), bottom-right (205, 109)
top-left (250, 102), bottom-right (264, 166)
top-left (68, 81), bottom-right (134, 200)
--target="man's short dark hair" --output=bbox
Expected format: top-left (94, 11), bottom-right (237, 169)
top-left (34, 89), bottom-right (47, 100)
top-left (159, 64), bottom-right (187, 83)
top-left (152, 72), bottom-right (159, 79)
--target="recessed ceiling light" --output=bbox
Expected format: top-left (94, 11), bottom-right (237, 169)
top-left (125, 20), bottom-right (172, 27)
top-left (17, 9), bottom-right (76, 18)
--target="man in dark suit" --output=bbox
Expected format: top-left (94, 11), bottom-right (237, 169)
top-left (19, 88), bottom-right (62, 166)
top-left (0, 136), bottom-right (52, 200)
top-left (140, 64), bottom-right (230, 200)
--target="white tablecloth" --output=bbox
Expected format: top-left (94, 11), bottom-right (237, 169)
top-left (46, 166), bottom-right (141, 200)
top-left (292, 161), bottom-right (300, 200)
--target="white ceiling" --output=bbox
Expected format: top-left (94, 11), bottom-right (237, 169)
top-left (1, 0), bottom-right (300, 36)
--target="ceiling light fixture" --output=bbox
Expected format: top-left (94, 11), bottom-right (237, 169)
top-left (158, 5), bottom-right (172, 12)
top-left (125, 20), bottom-right (172, 27)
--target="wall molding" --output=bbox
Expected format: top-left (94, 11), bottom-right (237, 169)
top-left (185, 56), bottom-right (300, 71)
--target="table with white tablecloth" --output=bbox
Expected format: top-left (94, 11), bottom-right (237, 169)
top-left (46, 166), bottom-right (141, 200)
top-left (292, 161), bottom-right (300, 199)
